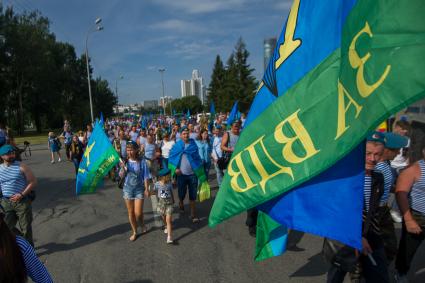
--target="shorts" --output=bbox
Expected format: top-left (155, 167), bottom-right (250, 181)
top-left (123, 185), bottom-right (144, 200)
top-left (157, 197), bottom-right (173, 216)
top-left (177, 174), bottom-right (198, 201)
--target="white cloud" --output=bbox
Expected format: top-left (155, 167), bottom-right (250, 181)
top-left (149, 19), bottom-right (206, 33)
top-left (153, 0), bottom-right (248, 14)
top-left (169, 39), bottom-right (228, 60)
top-left (274, 1), bottom-right (293, 11)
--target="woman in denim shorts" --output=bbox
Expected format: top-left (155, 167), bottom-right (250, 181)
top-left (119, 141), bottom-right (151, 241)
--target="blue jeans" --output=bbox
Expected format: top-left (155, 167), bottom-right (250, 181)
top-left (72, 158), bottom-right (81, 175)
top-left (177, 174), bottom-right (198, 201)
top-left (214, 162), bottom-right (223, 186)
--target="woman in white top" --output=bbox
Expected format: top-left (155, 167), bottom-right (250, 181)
top-left (161, 132), bottom-right (175, 169)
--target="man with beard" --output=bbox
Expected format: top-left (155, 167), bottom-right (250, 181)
top-left (0, 144), bottom-right (37, 246)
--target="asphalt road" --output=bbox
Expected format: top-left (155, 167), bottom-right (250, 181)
top-left (20, 145), bottom-right (425, 283)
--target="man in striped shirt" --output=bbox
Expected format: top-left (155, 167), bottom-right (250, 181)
top-left (0, 144), bottom-right (37, 246)
top-left (375, 132), bottom-right (408, 263)
top-left (327, 132), bottom-right (388, 282)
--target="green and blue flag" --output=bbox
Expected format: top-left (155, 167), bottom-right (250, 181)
top-left (209, 0), bottom-right (425, 261)
top-left (76, 118), bottom-right (120, 195)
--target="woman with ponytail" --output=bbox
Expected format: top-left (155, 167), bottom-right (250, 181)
top-left (0, 211), bottom-right (53, 283)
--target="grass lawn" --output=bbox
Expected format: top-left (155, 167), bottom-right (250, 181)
top-left (14, 132), bottom-right (49, 145)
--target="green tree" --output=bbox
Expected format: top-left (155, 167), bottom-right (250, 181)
top-left (92, 77), bottom-right (118, 119)
top-left (208, 55), bottom-right (225, 111)
top-left (233, 37), bottom-right (258, 112)
top-left (208, 38), bottom-right (257, 113)
top-left (171, 96), bottom-right (202, 114)
top-left (0, 6), bottom-right (116, 133)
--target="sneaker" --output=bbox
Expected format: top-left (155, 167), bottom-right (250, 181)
top-left (51, 160), bottom-right (55, 164)
top-left (394, 272), bottom-right (409, 283)
top-left (58, 158), bottom-right (61, 162)
top-left (167, 237), bottom-right (173, 244)
top-left (164, 228), bottom-right (168, 234)
top-left (391, 210), bottom-right (403, 223)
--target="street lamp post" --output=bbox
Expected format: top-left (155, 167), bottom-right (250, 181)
top-left (158, 68), bottom-right (166, 116)
top-left (85, 18), bottom-right (103, 123)
top-left (115, 75), bottom-right (124, 102)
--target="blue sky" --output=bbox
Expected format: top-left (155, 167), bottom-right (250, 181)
top-left (4, 0), bottom-right (292, 104)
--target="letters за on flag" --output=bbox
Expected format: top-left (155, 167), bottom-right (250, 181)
top-left (76, 119), bottom-right (120, 195)
top-left (253, 0), bottom-right (363, 260)
top-left (209, 0), bottom-right (425, 231)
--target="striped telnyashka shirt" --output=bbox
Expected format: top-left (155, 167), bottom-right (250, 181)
top-left (375, 161), bottom-right (394, 205)
top-left (410, 159), bottom-right (425, 215)
top-left (0, 161), bottom-right (27, 197)
top-left (364, 175), bottom-right (372, 211)
top-left (16, 236), bottom-right (53, 283)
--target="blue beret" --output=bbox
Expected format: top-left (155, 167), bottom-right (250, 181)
top-left (384, 132), bottom-right (408, 149)
top-left (158, 168), bottom-right (171, 177)
top-left (0, 144), bottom-right (15, 155)
top-left (366, 131), bottom-right (385, 144)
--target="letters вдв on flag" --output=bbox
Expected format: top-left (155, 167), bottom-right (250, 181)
top-left (76, 119), bottom-right (120, 195)
top-left (208, 0), bottom-right (425, 255)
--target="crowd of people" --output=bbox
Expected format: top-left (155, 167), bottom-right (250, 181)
top-left (44, 113), bottom-right (244, 245)
top-left (1, 114), bottom-right (424, 282)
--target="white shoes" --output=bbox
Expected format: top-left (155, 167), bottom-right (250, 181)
top-left (164, 228), bottom-right (168, 234)
top-left (167, 237), bottom-right (173, 244)
top-left (391, 210), bottom-right (403, 223)
top-left (58, 158), bottom-right (61, 162)
top-left (51, 160), bottom-right (55, 164)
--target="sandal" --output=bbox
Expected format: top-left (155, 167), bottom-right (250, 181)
top-left (191, 216), bottom-right (200, 223)
top-left (129, 233), bottom-right (137, 241)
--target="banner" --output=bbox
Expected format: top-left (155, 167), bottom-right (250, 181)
top-left (209, 0), bottom-right (425, 228)
top-left (76, 119), bottom-right (120, 195)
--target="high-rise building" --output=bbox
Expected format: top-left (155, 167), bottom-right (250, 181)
top-left (180, 69), bottom-right (206, 104)
top-left (264, 38), bottom-right (277, 71)
top-left (181, 80), bottom-right (192, 97)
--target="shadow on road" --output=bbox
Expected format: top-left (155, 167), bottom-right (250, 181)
top-left (36, 222), bottom-right (131, 256)
top-left (290, 252), bottom-right (328, 277)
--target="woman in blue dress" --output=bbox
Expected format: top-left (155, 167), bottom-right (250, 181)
top-left (47, 132), bottom-right (62, 164)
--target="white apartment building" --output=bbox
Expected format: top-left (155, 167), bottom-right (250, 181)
top-left (180, 69), bottom-right (206, 104)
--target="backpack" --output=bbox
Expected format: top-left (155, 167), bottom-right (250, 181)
top-left (54, 138), bottom-right (62, 149)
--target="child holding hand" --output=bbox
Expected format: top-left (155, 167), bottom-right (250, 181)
top-left (154, 168), bottom-right (174, 244)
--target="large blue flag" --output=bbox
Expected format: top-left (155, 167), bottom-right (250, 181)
top-left (247, 0), bottom-right (362, 259)
top-left (76, 118), bottom-right (120, 195)
top-left (226, 101), bottom-right (239, 126)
